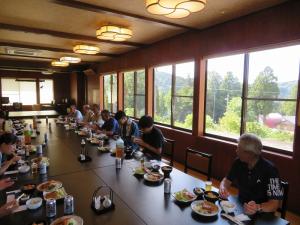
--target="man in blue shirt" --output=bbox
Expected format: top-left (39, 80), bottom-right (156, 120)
top-left (98, 110), bottom-right (119, 136)
top-left (114, 111), bottom-right (139, 150)
top-left (68, 104), bottom-right (83, 122)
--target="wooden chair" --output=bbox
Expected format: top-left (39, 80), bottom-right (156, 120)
top-left (278, 181), bottom-right (289, 219)
top-left (162, 138), bottom-right (175, 166)
top-left (184, 148), bottom-right (213, 181)
top-left (12, 102), bottom-right (22, 111)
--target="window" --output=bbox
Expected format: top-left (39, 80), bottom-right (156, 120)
top-left (1, 78), bottom-right (37, 105)
top-left (40, 79), bottom-right (54, 103)
top-left (205, 54), bottom-right (244, 139)
top-left (103, 74), bottom-right (117, 113)
top-left (154, 61), bottom-right (194, 130)
top-left (205, 45), bottom-right (300, 152)
top-left (123, 69), bottom-right (145, 118)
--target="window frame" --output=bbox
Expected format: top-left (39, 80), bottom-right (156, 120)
top-left (153, 61), bottom-right (195, 132)
top-left (103, 73), bottom-right (118, 113)
top-left (204, 46), bottom-right (300, 155)
top-left (122, 69), bottom-right (146, 119)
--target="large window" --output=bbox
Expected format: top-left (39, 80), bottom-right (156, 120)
top-left (154, 61), bottom-right (194, 130)
top-left (39, 79), bottom-right (54, 103)
top-left (205, 45), bottom-right (300, 152)
top-left (1, 78), bottom-right (37, 105)
top-left (103, 74), bottom-right (117, 113)
top-left (123, 69), bottom-right (145, 118)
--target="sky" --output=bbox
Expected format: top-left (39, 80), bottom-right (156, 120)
top-left (208, 44), bottom-right (300, 84)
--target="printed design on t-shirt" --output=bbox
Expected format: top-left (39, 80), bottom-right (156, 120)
top-left (267, 178), bottom-right (283, 197)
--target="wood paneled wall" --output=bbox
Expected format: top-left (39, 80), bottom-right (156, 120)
top-left (95, 1), bottom-right (300, 213)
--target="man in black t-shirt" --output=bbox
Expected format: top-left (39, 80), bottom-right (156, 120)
top-left (134, 115), bottom-right (164, 160)
top-left (219, 133), bottom-right (283, 215)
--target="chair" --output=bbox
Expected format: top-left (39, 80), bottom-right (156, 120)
top-left (12, 102), bottom-right (22, 111)
top-left (278, 181), bottom-right (289, 219)
top-left (162, 138), bottom-right (175, 166)
top-left (184, 148), bottom-right (213, 181)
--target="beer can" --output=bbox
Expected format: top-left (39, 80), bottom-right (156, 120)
top-left (64, 195), bottom-right (74, 215)
top-left (116, 158), bottom-right (122, 169)
top-left (164, 178), bottom-right (172, 194)
top-left (46, 199), bottom-right (56, 217)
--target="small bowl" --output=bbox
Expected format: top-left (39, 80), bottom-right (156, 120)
top-left (193, 187), bottom-right (205, 198)
top-left (22, 183), bottom-right (36, 194)
top-left (18, 165), bottom-right (30, 173)
top-left (151, 164), bottom-right (160, 172)
top-left (161, 166), bottom-right (173, 178)
top-left (204, 191), bottom-right (219, 203)
top-left (26, 197), bottom-right (43, 210)
top-left (220, 200), bottom-right (236, 213)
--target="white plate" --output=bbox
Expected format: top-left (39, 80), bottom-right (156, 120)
top-left (172, 190), bottom-right (197, 203)
top-left (50, 215), bottom-right (83, 225)
top-left (191, 200), bottom-right (219, 217)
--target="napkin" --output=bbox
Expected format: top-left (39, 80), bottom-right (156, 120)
top-left (235, 214), bottom-right (251, 221)
top-left (6, 195), bottom-right (27, 213)
top-left (4, 170), bottom-right (19, 175)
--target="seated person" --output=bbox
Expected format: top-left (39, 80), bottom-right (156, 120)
top-left (0, 177), bottom-right (18, 217)
top-left (134, 115), bottom-right (164, 160)
top-left (91, 104), bottom-right (104, 127)
top-left (68, 104), bottom-right (83, 122)
top-left (97, 110), bottom-right (119, 136)
top-left (82, 104), bottom-right (94, 123)
top-left (114, 111), bottom-right (139, 150)
top-left (219, 133), bottom-right (283, 215)
top-left (0, 133), bottom-right (20, 175)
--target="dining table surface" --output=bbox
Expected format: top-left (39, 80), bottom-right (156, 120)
top-left (0, 118), bottom-right (290, 225)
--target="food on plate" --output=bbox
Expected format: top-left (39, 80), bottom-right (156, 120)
top-left (90, 138), bottom-right (100, 144)
top-left (44, 187), bottom-right (67, 200)
top-left (191, 200), bottom-right (219, 216)
top-left (31, 157), bottom-right (50, 166)
top-left (23, 184), bottom-right (36, 190)
top-left (97, 146), bottom-right (110, 152)
top-left (144, 172), bottom-right (163, 182)
top-left (37, 180), bottom-right (62, 192)
top-left (26, 197), bottom-right (43, 210)
top-left (173, 189), bottom-right (197, 202)
top-left (50, 215), bottom-right (83, 225)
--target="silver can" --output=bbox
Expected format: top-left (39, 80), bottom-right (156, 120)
top-left (64, 195), bottom-right (74, 215)
top-left (44, 133), bottom-right (48, 144)
top-left (164, 178), bottom-right (172, 194)
top-left (116, 158), bottom-right (122, 169)
top-left (46, 199), bottom-right (56, 217)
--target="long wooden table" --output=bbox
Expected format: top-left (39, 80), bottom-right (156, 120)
top-left (9, 110), bottom-right (59, 119)
top-left (0, 119), bottom-right (290, 225)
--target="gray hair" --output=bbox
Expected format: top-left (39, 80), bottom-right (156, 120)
top-left (238, 133), bottom-right (262, 155)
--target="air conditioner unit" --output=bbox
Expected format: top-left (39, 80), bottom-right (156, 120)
top-left (5, 47), bottom-right (40, 56)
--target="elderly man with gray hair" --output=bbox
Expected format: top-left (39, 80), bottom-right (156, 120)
top-left (219, 133), bottom-right (283, 215)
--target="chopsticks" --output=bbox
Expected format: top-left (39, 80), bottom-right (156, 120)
top-left (16, 193), bottom-right (25, 202)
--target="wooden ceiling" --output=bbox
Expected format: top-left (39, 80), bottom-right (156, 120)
top-left (0, 0), bottom-right (288, 73)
